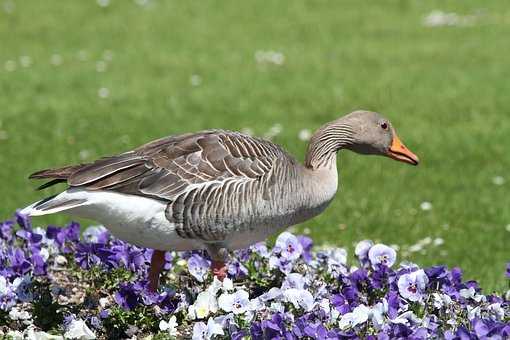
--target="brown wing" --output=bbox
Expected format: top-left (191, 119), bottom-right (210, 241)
top-left (29, 130), bottom-right (286, 201)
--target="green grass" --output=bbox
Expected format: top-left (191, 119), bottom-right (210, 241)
top-left (1, 0), bottom-right (509, 291)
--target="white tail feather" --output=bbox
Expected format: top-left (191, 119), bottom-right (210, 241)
top-left (21, 190), bottom-right (89, 217)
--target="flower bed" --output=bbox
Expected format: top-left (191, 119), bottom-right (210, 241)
top-left (0, 212), bottom-right (509, 339)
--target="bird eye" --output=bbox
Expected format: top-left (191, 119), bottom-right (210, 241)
top-left (380, 122), bottom-right (388, 130)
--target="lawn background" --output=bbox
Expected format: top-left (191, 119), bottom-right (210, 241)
top-left (0, 0), bottom-right (509, 291)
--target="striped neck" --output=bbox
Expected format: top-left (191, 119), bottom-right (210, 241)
top-left (305, 122), bottom-right (355, 169)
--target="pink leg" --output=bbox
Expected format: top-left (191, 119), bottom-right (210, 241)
top-left (211, 260), bottom-right (228, 281)
top-left (149, 250), bottom-right (165, 292)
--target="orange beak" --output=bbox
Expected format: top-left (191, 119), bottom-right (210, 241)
top-left (386, 131), bottom-right (419, 166)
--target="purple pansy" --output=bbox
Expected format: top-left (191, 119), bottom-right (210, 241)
top-left (397, 269), bottom-right (429, 302)
top-left (188, 253), bottom-right (211, 282)
top-left (355, 240), bottom-right (374, 264)
top-left (0, 213), bottom-right (510, 339)
top-left (368, 244), bottom-right (397, 268)
top-left (274, 232), bottom-right (303, 261)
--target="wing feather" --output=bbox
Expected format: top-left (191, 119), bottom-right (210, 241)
top-left (30, 130), bottom-right (288, 202)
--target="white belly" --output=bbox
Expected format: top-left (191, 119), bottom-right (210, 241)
top-left (60, 188), bottom-right (202, 251)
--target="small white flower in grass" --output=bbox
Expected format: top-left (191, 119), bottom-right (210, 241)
top-left (433, 237), bottom-right (444, 246)
top-left (5, 60), bottom-right (16, 72)
top-left (97, 0), bottom-right (110, 7)
top-left (493, 176), bottom-right (505, 185)
top-left (3, 1), bottom-right (15, 14)
top-left (368, 244), bottom-right (396, 268)
top-left (408, 243), bottom-right (422, 253)
top-left (218, 289), bottom-right (249, 314)
top-left (103, 50), bottom-right (114, 61)
top-left (264, 123), bottom-right (283, 140)
top-left (298, 129), bottom-right (311, 141)
top-left (98, 87), bottom-right (110, 98)
top-left (506, 224), bottom-right (510, 232)
top-left (96, 61), bottom-right (107, 72)
top-left (338, 304), bottom-right (371, 330)
top-left (19, 56), bottom-right (32, 68)
top-left (254, 50), bottom-right (285, 65)
top-left (159, 315), bottom-right (178, 337)
top-left (50, 54), bottom-right (62, 66)
top-left (77, 50), bottom-right (88, 61)
top-left (190, 74), bottom-right (202, 86)
top-left (192, 317), bottom-right (224, 340)
top-left (420, 201), bottom-right (432, 211)
top-left (134, 0), bottom-right (151, 7)
top-left (64, 319), bottom-right (96, 339)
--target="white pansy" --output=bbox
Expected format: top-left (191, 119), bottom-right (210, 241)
top-left (23, 327), bottom-right (63, 340)
top-left (188, 290), bottom-right (218, 319)
top-left (159, 315), bottom-right (178, 337)
top-left (338, 304), bottom-right (371, 330)
top-left (432, 292), bottom-right (452, 309)
top-left (354, 240), bottom-right (373, 261)
top-left (218, 290), bottom-right (250, 314)
top-left (64, 319), bottom-right (96, 339)
top-left (192, 317), bottom-right (224, 340)
top-left (9, 307), bottom-right (31, 321)
top-left (391, 311), bottom-right (421, 325)
top-left (99, 297), bottom-right (109, 308)
top-left (487, 303), bottom-right (505, 320)
top-left (467, 305), bottom-right (481, 320)
top-left (0, 276), bottom-right (7, 295)
top-left (54, 255), bottom-right (68, 266)
top-left (283, 288), bottom-right (314, 311)
top-left (221, 277), bottom-right (234, 291)
top-left (82, 225), bottom-right (107, 243)
top-left (459, 287), bottom-right (485, 303)
top-left (269, 302), bottom-right (285, 313)
top-left (12, 276), bottom-right (33, 302)
top-left (371, 299), bottom-right (388, 329)
top-left (6, 331), bottom-right (23, 340)
top-left (37, 247), bottom-right (50, 262)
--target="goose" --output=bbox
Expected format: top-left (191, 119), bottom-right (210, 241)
top-left (22, 110), bottom-right (418, 291)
